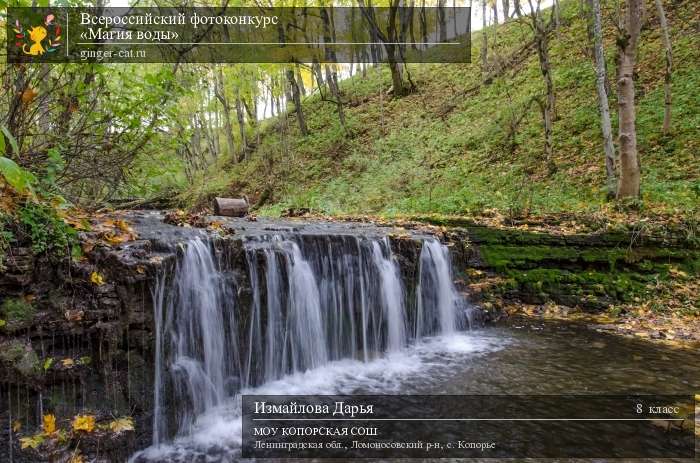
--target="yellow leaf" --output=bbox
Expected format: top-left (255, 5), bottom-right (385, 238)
top-left (42, 414), bottom-right (56, 435)
top-left (69, 452), bottom-right (85, 463)
top-left (12, 420), bottom-right (21, 432)
top-left (114, 219), bottom-right (132, 232)
top-left (109, 417), bottom-right (135, 434)
top-left (90, 271), bottom-right (105, 285)
top-left (72, 415), bottom-right (95, 433)
top-left (103, 232), bottom-right (128, 245)
top-left (19, 434), bottom-right (44, 449)
top-left (62, 358), bottom-right (74, 368)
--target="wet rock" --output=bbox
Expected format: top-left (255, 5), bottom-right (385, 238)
top-left (0, 340), bottom-right (41, 382)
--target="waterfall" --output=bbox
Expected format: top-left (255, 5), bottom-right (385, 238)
top-left (151, 233), bottom-right (466, 444)
top-left (415, 239), bottom-right (462, 336)
top-left (152, 238), bottom-right (241, 444)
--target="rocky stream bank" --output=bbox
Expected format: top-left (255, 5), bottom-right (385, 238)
top-left (1, 211), bottom-right (697, 462)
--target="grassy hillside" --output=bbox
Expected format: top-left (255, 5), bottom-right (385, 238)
top-left (178, 0), bottom-right (699, 218)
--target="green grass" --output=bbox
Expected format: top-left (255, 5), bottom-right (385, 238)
top-left (178, 0), bottom-right (700, 219)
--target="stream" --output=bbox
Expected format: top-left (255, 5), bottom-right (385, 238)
top-left (124, 214), bottom-right (698, 462)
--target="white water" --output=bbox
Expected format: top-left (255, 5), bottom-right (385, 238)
top-left (133, 331), bottom-right (502, 462)
top-left (138, 233), bottom-right (475, 461)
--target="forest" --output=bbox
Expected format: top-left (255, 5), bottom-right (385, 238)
top-left (0, 0), bottom-right (698, 462)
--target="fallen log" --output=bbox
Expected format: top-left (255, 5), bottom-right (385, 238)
top-left (213, 197), bottom-right (249, 217)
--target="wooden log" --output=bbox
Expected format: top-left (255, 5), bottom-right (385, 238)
top-left (213, 197), bottom-right (249, 217)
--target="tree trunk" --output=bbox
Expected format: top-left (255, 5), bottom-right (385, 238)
top-left (480, 0), bottom-right (489, 74)
top-left (530, 7), bottom-right (556, 170)
top-left (438, 0), bottom-right (448, 41)
top-left (654, 0), bottom-right (672, 135)
top-left (591, 0), bottom-right (617, 198)
top-left (235, 90), bottom-right (248, 162)
top-left (535, 28), bottom-right (556, 126)
top-left (325, 64), bottom-right (347, 130)
top-left (538, 97), bottom-right (555, 172)
top-left (312, 60), bottom-right (325, 89)
top-left (357, 0), bottom-right (409, 96)
top-left (453, 0), bottom-right (458, 36)
top-left (513, 0), bottom-right (522, 18)
top-left (295, 64), bottom-right (306, 96)
top-left (286, 67), bottom-right (308, 136)
top-left (420, 0), bottom-right (428, 49)
top-left (616, 0), bottom-right (644, 199)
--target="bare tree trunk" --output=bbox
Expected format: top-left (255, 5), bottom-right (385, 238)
top-left (325, 64), bottom-right (347, 130)
top-left (295, 63), bottom-right (306, 96)
top-left (654, 0), bottom-right (672, 135)
top-left (537, 97), bottom-right (555, 170)
top-left (453, 0), bottom-right (458, 36)
top-left (420, 0), bottom-right (428, 48)
top-left (527, 1), bottom-right (556, 170)
top-left (480, 0), bottom-right (489, 74)
top-left (312, 60), bottom-right (325, 88)
top-left (286, 67), bottom-right (308, 136)
top-left (535, 27), bottom-right (556, 125)
top-left (214, 70), bottom-right (237, 161)
top-left (235, 89), bottom-right (248, 162)
top-left (616, 0), bottom-right (644, 199)
top-left (438, 0), bottom-right (448, 41)
top-left (513, 0), bottom-right (522, 17)
top-left (502, 0), bottom-right (510, 21)
top-left (591, 0), bottom-right (617, 198)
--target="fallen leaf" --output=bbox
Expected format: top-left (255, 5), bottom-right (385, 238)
top-left (81, 240), bottom-right (96, 254)
top-left (42, 414), bottom-right (56, 435)
top-left (109, 417), bottom-right (135, 434)
top-left (19, 434), bottom-right (44, 449)
top-left (12, 420), bottom-right (21, 432)
top-left (62, 358), bottom-right (74, 368)
top-left (64, 309), bottom-right (84, 322)
top-left (102, 232), bottom-right (128, 245)
top-left (72, 415), bottom-right (95, 433)
top-left (90, 271), bottom-right (105, 285)
top-left (114, 219), bottom-right (132, 233)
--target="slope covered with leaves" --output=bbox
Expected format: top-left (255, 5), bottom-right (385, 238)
top-left (178, 0), bottom-right (698, 219)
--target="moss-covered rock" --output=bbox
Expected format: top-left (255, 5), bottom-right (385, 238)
top-left (454, 223), bottom-right (700, 312)
top-left (0, 340), bottom-right (41, 380)
top-left (1, 297), bottom-right (36, 323)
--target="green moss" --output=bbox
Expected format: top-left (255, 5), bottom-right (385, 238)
top-left (481, 245), bottom-right (579, 269)
top-left (1, 297), bottom-right (35, 323)
top-left (479, 243), bottom-right (698, 272)
top-left (0, 340), bottom-right (41, 379)
top-left (500, 267), bottom-right (654, 304)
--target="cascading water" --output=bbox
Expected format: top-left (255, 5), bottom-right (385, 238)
top-left (148, 232), bottom-right (469, 452)
top-left (152, 238), bottom-right (241, 444)
top-left (415, 239), bottom-right (463, 336)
